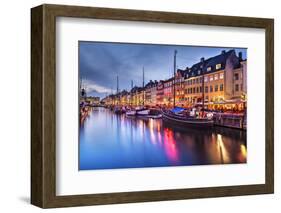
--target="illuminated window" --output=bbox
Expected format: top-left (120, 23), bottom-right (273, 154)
top-left (214, 74), bottom-right (218, 80)
top-left (210, 76), bottom-right (214, 81)
top-left (207, 66), bottom-right (212, 72)
top-left (216, 64), bottom-right (221, 70)
top-left (204, 76), bottom-right (208, 82)
top-left (220, 73), bottom-right (224, 79)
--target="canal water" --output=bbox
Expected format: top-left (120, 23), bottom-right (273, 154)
top-left (79, 107), bottom-right (247, 170)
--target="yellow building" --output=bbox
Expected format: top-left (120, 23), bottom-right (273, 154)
top-left (183, 50), bottom-right (247, 110)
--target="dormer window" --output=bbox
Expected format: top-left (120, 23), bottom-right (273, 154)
top-left (207, 66), bottom-right (212, 72)
top-left (216, 64), bottom-right (221, 70)
top-left (198, 70), bottom-right (201, 75)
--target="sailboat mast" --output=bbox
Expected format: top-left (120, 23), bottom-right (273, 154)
top-left (202, 68), bottom-right (205, 112)
top-left (142, 67), bottom-right (145, 106)
top-left (131, 80), bottom-right (133, 106)
top-left (117, 75), bottom-right (119, 105)
top-left (173, 50), bottom-right (177, 108)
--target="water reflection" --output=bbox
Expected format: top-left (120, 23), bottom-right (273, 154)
top-left (79, 107), bottom-right (247, 170)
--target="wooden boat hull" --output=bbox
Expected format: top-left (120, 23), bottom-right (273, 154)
top-left (161, 110), bottom-right (214, 127)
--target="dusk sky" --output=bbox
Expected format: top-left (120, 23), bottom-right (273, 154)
top-left (79, 41), bottom-right (247, 98)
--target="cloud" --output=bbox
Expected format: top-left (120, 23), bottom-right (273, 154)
top-left (83, 80), bottom-right (113, 95)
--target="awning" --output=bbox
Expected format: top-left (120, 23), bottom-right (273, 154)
top-left (171, 107), bottom-right (186, 113)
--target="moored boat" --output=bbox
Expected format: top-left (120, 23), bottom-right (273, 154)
top-left (125, 107), bottom-right (162, 119)
top-left (126, 108), bottom-right (149, 117)
top-left (114, 106), bottom-right (126, 114)
top-left (161, 107), bottom-right (214, 127)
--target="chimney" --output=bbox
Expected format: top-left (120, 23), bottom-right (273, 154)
top-left (238, 52), bottom-right (243, 60)
top-left (221, 50), bottom-right (226, 54)
top-left (200, 57), bottom-right (204, 62)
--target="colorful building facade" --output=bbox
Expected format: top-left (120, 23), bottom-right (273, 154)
top-left (102, 50), bottom-right (247, 111)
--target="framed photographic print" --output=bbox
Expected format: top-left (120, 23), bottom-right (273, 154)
top-left (31, 4), bottom-right (274, 208)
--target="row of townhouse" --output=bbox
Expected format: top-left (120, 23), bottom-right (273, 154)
top-left (102, 49), bottom-right (247, 110)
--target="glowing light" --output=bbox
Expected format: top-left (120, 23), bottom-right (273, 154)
top-left (240, 144), bottom-right (247, 158)
top-left (216, 134), bottom-right (230, 164)
top-left (149, 119), bottom-right (156, 144)
top-left (163, 128), bottom-right (179, 162)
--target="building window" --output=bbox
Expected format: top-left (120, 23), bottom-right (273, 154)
top-left (214, 74), bottom-right (218, 80)
top-left (204, 76), bottom-right (208, 82)
top-left (199, 86), bottom-right (202, 93)
top-left (193, 79), bottom-right (196, 84)
top-left (210, 86), bottom-right (213, 92)
top-left (216, 64), bottom-right (221, 70)
top-left (215, 85), bottom-right (218, 92)
top-left (196, 87), bottom-right (199, 93)
top-left (220, 84), bottom-right (224, 91)
top-left (199, 77), bottom-right (203, 83)
top-left (193, 87), bottom-right (195, 93)
top-left (205, 86), bottom-right (208, 93)
top-left (198, 70), bottom-right (201, 75)
top-left (207, 66), bottom-right (212, 72)
top-left (235, 84), bottom-right (239, 91)
top-left (196, 78), bottom-right (199, 84)
top-left (234, 73), bottom-right (239, 80)
top-left (220, 73), bottom-right (224, 79)
top-left (210, 76), bottom-right (213, 81)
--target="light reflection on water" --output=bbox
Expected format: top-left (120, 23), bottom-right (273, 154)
top-left (79, 107), bottom-right (247, 170)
